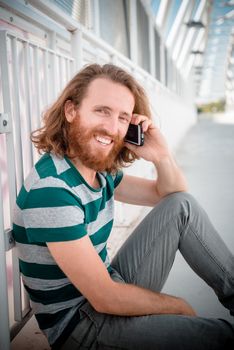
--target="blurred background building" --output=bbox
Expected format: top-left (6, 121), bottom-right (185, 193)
top-left (0, 1), bottom-right (233, 349)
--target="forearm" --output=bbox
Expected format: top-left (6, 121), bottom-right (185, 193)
top-left (98, 281), bottom-right (195, 317)
top-left (154, 154), bottom-right (188, 197)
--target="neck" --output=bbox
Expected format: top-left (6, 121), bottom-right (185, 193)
top-left (71, 157), bottom-right (99, 188)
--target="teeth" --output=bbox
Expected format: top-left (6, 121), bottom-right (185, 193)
top-left (95, 136), bottom-right (112, 145)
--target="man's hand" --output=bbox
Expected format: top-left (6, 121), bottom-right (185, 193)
top-left (122, 113), bottom-right (188, 199)
top-left (125, 114), bottom-right (170, 164)
top-left (178, 298), bottom-right (197, 316)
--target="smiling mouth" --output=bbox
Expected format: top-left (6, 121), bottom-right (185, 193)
top-left (95, 135), bottom-right (113, 146)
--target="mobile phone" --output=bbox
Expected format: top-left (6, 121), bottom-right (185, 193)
top-left (125, 123), bottom-right (144, 146)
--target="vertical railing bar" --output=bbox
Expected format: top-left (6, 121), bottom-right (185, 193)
top-left (59, 55), bottom-right (64, 91)
top-left (32, 46), bottom-right (41, 128)
top-left (66, 58), bottom-right (71, 80)
top-left (11, 38), bottom-right (24, 192)
top-left (23, 41), bottom-right (34, 169)
top-left (70, 59), bottom-right (74, 79)
top-left (16, 42), bottom-right (44, 315)
top-left (34, 47), bottom-right (42, 125)
top-left (0, 170), bottom-right (11, 350)
top-left (32, 46), bottom-right (42, 163)
top-left (0, 30), bottom-right (16, 350)
top-left (71, 29), bottom-right (83, 74)
top-left (10, 36), bottom-right (26, 322)
top-left (65, 57), bottom-right (67, 81)
top-left (51, 51), bottom-right (57, 101)
top-left (44, 50), bottom-right (50, 107)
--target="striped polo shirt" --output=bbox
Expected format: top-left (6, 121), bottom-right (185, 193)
top-left (13, 153), bottom-right (123, 347)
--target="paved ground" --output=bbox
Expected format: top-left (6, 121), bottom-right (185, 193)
top-left (162, 113), bottom-right (234, 322)
top-left (11, 112), bottom-right (234, 348)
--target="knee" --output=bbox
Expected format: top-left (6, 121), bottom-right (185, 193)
top-left (164, 191), bottom-right (194, 202)
top-left (159, 191), bottom-right (200, 213)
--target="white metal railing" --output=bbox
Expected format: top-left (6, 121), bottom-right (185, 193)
top-left (0, 28), bottom-right (74, 348)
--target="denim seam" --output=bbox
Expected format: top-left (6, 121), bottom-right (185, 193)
top-left (187, 221), bottom-right (234, 283)
top-left (130, 213), bottom-right (180, 283)
top-left (97, 340), bottom-right (127, 349)
top-left (83, 308), bottom-right (99, 330)
top-left (70, 335), bottom-right (81, 345)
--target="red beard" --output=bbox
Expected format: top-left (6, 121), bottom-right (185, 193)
top-left (67, 117), bottom-right (124, 173)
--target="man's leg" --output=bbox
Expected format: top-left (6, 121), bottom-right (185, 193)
top-left (111, 192), bottom-right (234, 315)
top-left (61, 192), bottom-right (234, 349)
top-left (61, 297), bottom-right (234, 350)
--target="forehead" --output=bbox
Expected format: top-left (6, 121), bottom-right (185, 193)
top-left (84, 78), bottom-right (135, 110)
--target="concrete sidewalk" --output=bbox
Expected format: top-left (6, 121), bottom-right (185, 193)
top-left (11, 113), bottom-right (234, 349)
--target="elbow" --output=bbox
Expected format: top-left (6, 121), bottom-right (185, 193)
top-left (92, 298), bottom-right (115, 314)
top-left (93, 300), bottom-right (111, 314)
top-left (167, 181), bottom-right (189, 196)
top-left (169, 186), bottom-right (189, 196)
top-left (88, 295), bottom-right (106, 313)
top-left (89, 283), bottom-right (116, 314)
top-left (159, 186), bottom-right (189, 199)
top-left (175, 184), bottom-right (189, 193)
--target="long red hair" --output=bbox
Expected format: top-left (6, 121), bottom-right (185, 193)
top-left (31, 63), bottom-right (151, 170)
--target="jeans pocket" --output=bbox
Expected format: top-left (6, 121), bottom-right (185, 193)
top-left (75, 302), bottom-right (99, 348)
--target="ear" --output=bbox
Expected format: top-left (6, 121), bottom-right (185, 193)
top-left (64, 100), bottom-right (77, 123)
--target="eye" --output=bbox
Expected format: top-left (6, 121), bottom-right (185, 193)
top-left (95, 108), bottom-right (104, 113)
top-left (119, 115), bottom-right (130, 124)
top-left (95, 108), bottom-right (110, 116)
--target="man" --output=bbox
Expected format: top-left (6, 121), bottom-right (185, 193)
top-left (13, 63), bottom-right (234, 349)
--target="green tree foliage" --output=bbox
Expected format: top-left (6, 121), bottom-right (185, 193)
top-left (197, 99), bottom-right (226, 114)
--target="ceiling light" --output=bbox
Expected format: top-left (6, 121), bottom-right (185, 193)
top-left (191, 50), bottom-right (204, 54)
top-left (185, 20), bottom-right (205, 28)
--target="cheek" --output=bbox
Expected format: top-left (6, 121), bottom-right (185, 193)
top-left (119, 124), bottom-right (129, 138)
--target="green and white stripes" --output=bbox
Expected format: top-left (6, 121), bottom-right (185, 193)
top-left (13, 152), bottom-right (123, 346)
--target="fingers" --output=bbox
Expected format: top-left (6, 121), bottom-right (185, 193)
top-left (131, 114), bottom-right (152, 132)
top-left (124, 141), bottom-right (138, 152)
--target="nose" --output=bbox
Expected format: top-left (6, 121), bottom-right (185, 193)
top-left (104, 115), bottom-right (119, 136)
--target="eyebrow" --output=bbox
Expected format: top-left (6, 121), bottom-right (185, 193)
top-left (93, 105), bottom-right (132, 119)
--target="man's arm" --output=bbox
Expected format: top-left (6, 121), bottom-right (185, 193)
top-left (47, 236), bottom-right (196, 317)
top-left (114, 154), bottom-right (188, 207)
top-left (115, 115), bottom-right (188, 206)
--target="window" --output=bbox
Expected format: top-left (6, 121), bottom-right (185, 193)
top-left (154, 28), bottom-right (161, 81)
top-left (99, 0), bottom-right (130, 57)
top-left (52, 0), bottom-right (89, 27)
top-left (137, 0), bottom-right (150, 72)
top-left (164, 0), bottom-right (182, 39)
top-left (150, 0), bottom-right (161, 17)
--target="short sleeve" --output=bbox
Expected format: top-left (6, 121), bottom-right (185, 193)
top-left (112, 170), bottom-right (124, 188)
top-left (22, 186), bottom-right (87, 243)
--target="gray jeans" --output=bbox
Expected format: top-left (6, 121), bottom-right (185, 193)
top-left (61, 192), bottom-right (234, 349)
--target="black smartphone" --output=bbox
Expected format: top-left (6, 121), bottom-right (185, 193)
top-left (125, 123), bottom-right (144, 146)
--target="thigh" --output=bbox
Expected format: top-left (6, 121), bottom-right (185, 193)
top-left (111, 193), bottom-right (182, 291)
top-left (97, 313), bottom-right (234, 350)
top-left (60, 297), bottom-right (234, 350)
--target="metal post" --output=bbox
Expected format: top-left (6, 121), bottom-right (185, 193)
top-left (0, 170), bottom-right (10, 350)
top-left (148, 17), bottom-right (156, 78)
top-left (23, 41), bottom-right (34, 168)
top-left (129, 0), bottom-right (138, 65)
top-left (0, 30), bottom-right (23, 325)
top-left (71, 28), bottom-right (84, 74)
